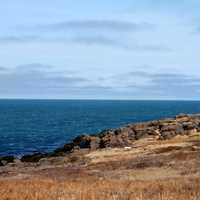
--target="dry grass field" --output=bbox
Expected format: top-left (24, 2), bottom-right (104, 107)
top-left (0, 134), bottom-right (200, 200)
top-left (0, 177), bottom-right (200, 200)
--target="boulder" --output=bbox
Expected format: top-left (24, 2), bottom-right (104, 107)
top-left (98, 129), bottom-right (114, 138)
top-left (99, 133), bottom-right (116, 148)
top-left (147, 120), bottom-right (160, 127)
top-left (73, 135), bottom-right (100, 150)
top-left (100, 128), bottom-right (133, 148)
top-left (21, 153), bottom-right (47, 163)
top-left (131, 123), bottom-right (148, 140)
top-left (0, 156), bottom-right (15, 166)
top-left (182, 122), bottom-right (197, 134)
top-left (131, 122), bottom-right (161, 140)
top-left (73, 135), bottom-right (91, 148)
top-left (176, 113), bottom-right (190, 122)
top-left (53, 143), bottom-right (74, 156)
top-left (160, 131), bottom-right (176, 140)
top-left (160, 124), bottom-right (177, 132)
top-left (159, 122), bottom-right (186, 138)
top-left (145, 127), bottom-right (160, 138)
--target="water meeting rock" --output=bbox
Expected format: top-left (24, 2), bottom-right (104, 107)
top-left (12, 113), bottom-right (200, 164)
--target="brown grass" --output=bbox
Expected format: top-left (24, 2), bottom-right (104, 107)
top-left (0, 177), bottom-right (200, 200)
top-left (1, 135), bottom-right (200, 200)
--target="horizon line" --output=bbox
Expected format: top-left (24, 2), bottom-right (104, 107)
top-left (0, 98), bottom-right (200, 101)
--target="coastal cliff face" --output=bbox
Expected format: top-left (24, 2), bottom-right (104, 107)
top-left (54, 113), bottom-right (200, 152)
top-left (1, 113), bottom-right (200, 165)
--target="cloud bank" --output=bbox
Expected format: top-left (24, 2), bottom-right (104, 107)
top-left (0, 64), bottom-right (199, 99)
top-left (39, 20), bottom-right (154, 32)
top-left (114, 71), bottom-right (200, 99)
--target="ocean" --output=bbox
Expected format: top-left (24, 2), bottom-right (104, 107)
top-left (0, 100), bottom-right (200, 156)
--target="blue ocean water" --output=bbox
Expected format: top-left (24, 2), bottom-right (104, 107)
top-left (0, 100), bottom-right (200, 156)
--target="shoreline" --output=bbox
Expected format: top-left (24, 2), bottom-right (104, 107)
top-left (1, 113), bottom-right (200, 166)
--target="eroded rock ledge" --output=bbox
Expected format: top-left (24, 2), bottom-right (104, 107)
top-left (1, 113), bottom-right (200, 165)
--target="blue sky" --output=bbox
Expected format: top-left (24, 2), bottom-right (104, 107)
top-left (1, 0), bottom-right (200, 99)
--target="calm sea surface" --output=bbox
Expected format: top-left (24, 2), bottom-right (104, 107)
top-left (0, 100), bottom-right (200, 156)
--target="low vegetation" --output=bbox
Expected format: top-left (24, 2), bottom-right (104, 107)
top-left (0, 177), bottom-right (200, 200)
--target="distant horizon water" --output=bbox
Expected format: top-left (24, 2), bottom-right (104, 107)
top-left (0, 99), bottom-right (200, 157)
top-left (1, 98), bottom-right (200, 101)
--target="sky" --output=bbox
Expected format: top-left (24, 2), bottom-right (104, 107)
top-left (1, 0), bottom-right (200, 99)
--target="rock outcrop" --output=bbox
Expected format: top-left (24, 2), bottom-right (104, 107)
top-left (19, 113), bottom-right (200, 163)
top-left (55, 113), bottom-right (200, 150)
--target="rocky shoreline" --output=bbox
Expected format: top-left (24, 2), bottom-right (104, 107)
top-left (1, 113), bottom-right (200, 166)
